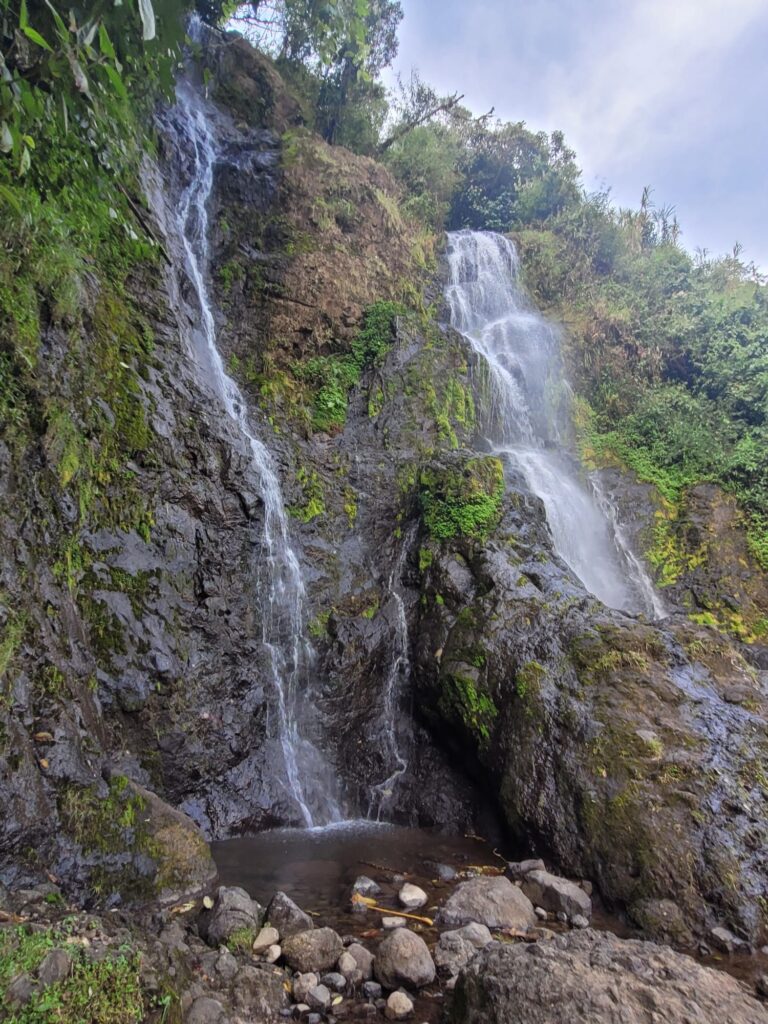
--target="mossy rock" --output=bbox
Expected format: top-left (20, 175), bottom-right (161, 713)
top-left (419, 454), bottom-right (505, 541)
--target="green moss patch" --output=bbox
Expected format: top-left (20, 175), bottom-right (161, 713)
top-left (419, 456), bottom-right (504, 540)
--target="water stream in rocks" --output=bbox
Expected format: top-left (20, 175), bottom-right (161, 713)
top-left (446, 229), bottom-right (664, 617)
top-left (162, 69), bottom-right (341, 828)
top-left (368, 525), bottom-right (417, 821)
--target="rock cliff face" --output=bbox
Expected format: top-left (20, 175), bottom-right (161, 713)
top-left (0, 25), bottom-right (766, 954)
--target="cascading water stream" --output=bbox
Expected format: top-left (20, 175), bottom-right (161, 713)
top-left (368, 525), bottom-right (417, 821)
top-left (161, 73), bottom-right (341, 827)
top-left (446, 230), bottom-right (664, 617)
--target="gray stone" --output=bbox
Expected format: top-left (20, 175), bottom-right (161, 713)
top-left (37, 949), bottom-right (72, 987)
top-left (215, 948), bottom-right (238, 981)
top-left (337, 951), bottom-right (358, 978)
top-left (434, 931), bottom-right (477, 978)
top-left (267, 891), bottom-right (314, 938)
top-left (307, 985), bottom-right (331, 1011)
top-left (307, 1015), bottom-right (321, 1024)
top-left (321, 972), bottom-right (347, 992)
top-left (282, 928), bottom-right (343, 974)
top-left (233, 964), bottom-right (288, 1018)
top-left (186, 996), bottom-right (226, 1024)
top-left (345, 942), bottom-right (374, 979)
top-left (385, 990), bottom-right (414, 1020)
top-left (382, 916), bottom-right (406, 929)
top-left (265, 944), bottom-right (281, 963)
top-left (363, 981), bottom-right (383, 1001)
top-left (398, 884), bottom-right (428, 910)
top-left (352, 876), bottom-right (381, 897)
top-left (572, 914), bottom-right (589, 929)
top-left (521, 870), bottom-right (592, 921)
top-left (507, 858), bottom-right (545, 880)
top-left (436, 876), bottom-right (535, 931)
top-left (374, 929), bottom-right (435, 990)
top-left (710, 926), bottom-right (747, 953)
top-left (452, 930), bottom-right (768, 1024)
top-left (205, 886), bottom-right (263, 947)
top-left (534, 906), bottom-right (548, 920)
top-left (293, 973), bottom-right (319, 1003)
top-left (454, 923), bottom-right (493, 948)
top-left (6, 973), bottom-right (36, 1007)
top-left (756, 974), bottom-right (768, 998)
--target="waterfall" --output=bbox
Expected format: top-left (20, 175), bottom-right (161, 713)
top-left (160, 73), bottom-right (341, 827)
top-left (368, 525), bottom-right (416, 821)
top-left (446, 229), bottom-right (663, 617)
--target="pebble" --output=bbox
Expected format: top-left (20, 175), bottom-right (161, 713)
top-left (572, 914), bottom-right (589, 929)
top-left (337, 952), bottom-right (357, 978)
top-left (321, 972), bottom-right (347, 992)
top-left (382, 917), bottom-right (406, 929)
top-left (398, 884), bottom-right (428, 910)
top-left (534, 906), bottom-right (548, 920)
top-left (363, 981), bottom-right (383, 1001)
top-left (556, 911), bottom-right (568, 923)
top-left (756, 974), bottom-right (768, 997)
top-left (353, 876), bottom-right (382, 897)
top-left (385, 990), bottom-right (414, 1020)
top-left (308, 1016), bottom-right (322, 1024)
top-left (252, 926), bottom-right (280, 955)
top-left (293, 1004), bottom-right (310, 1017)
top-left (265, 944), bottom-right (282, 963)
top-left (307, 985), bottom-right (331, 1011)
top-left (293, 973), bottom-right (319, 1003)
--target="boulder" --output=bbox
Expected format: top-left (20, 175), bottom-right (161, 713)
top-left (374, 928), bottom-right (435, 990)
top-left (507, 858), bottom-right (545, 880)
top-left (282, 928), bottom-right (343, 974)
top-left (186, 997), bottom-right (226, 1024)
top-left (266, 891), bottom-right (313, 938)
top-left (521, 870), bottom-right (592, 921)
top-left (451, 930), bottom-right (768, 1024)
top-left (436, 876), bottom-right (535, 931)
top-left (204, 886), bottom-right (263, 947)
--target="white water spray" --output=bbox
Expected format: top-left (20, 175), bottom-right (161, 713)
top-left (446, 230), bottom-right (663, 616)
top-left (163, 73), bottom-right (341, 826)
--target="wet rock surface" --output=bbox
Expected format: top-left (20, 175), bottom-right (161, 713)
top-left (451, 929), bottom-right (768, 1024)
top-left (436, 876), bottom-right (536, 931)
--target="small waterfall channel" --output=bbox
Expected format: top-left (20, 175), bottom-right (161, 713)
top-left (160, 71), bottom-right (341, 828)
top-left (446, 230), bottom-right (664, 617)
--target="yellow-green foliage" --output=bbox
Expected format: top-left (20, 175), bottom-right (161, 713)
top-left (439, 672), bottom-right (498, 746)
top-left (289, 467), bottom-right (325, 522)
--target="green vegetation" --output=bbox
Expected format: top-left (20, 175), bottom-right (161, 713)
top-left (295, 300), bottom-right (405, 431)
top-left (439, 672), bottom-right (498, 746)
top-left (419, 456), bottom-right (504, 541)
top-left (288, 466), bottom-right (325, 521)
top-left (0, 924), bottom-right (144, 1024)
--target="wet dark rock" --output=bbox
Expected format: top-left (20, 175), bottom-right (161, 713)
top-left (451, 930), bottom-right (768, 1024)
top-left (363, 981), bottom-right (382, 1001)
top-left (374, 929), bottom-right (435, 990)
top-left (282, 929), bottom-right (343, 974)
top-left (203, 886), bottom-right (263, 947)
top-left (321, 972), bottom-right (347, 993)
top-left (436, 876), bottom-right (535, 931)
top-left (628, 898), bottom-right (694, 946)
top-left (267, 891), bottom-right (314, 938)
top-left (521, 869), bottom-right (592, 921)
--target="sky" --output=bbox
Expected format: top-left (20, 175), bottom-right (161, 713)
top-left (390, 0), bottom-right (768, 269)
